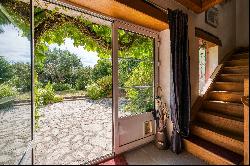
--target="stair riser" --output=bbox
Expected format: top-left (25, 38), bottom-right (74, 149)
top-left (209, 92), bottom-right (243, 103)
top-left (218, 75), bottom-right (248, 82)
top-left (214, 83), bottom-right (244, 92)
top-left (197, 112), bottom-right (244, 136)
top-left (224, 60), bottom-right (248, 67)
top-left (202, 102), bottom-right (243, 118)
top-left (183, 139), bottom-right (235, 165)
top-left (191, 126), bottom-right (244, 155)
top-left (222, 68), bottom-right (249, 74)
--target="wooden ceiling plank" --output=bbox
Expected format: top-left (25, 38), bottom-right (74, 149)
top-left (63, 0), bottom-right (168, 31)
top-left (201, 0), bottom-right (224, 11)
top-left (175, 0), bottom-right (202, 13)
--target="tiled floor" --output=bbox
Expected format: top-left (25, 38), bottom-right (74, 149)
top-left (123, 142), bottom-right (208, 165)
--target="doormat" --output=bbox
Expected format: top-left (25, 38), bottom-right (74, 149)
top-left (98, 155), bottom-right (128, 165)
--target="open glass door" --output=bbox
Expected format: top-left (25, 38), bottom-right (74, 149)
top-left (33, 0), bottom-right (114, 164)
top-left (112, 21), bottom-right (159, 154)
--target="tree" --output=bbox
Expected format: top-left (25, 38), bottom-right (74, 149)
top-left (0, 56), bottom-right (13, 84)
top-left (91, 59), bottom-right (112, 81)
top-left (37, 48), bottom-right (82, 85)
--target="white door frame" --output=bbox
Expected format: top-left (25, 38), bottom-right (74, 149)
top-left (112, 20), bottom-right (160, 155)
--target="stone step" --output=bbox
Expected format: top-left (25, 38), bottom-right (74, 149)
top-left (202, 100), bottom-right (243, 118)
top-left (196, 110), bottom-right (244, 136)
top-left (222, 66), bottom-right (248, 74)
top-left (218, 74), bottom-right (248, 82)
top-left (213, 82), bottom-right (244, 92)
top-left (191, 122), bottom-right (243, 155)
top-left (208, 91), bottom-right (243, 103)
top-left (183, 135), bottom-right (243, 165)
top-left (224, 59), bottom-right (248, 67)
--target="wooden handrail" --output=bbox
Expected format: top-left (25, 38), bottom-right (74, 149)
top-left (242, 96), bottom-right (249, 107)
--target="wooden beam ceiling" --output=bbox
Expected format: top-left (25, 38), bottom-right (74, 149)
top-left (63, 0), bottom-right (168, 31)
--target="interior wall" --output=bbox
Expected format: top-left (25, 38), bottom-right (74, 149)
top-left (152, 0), bottom-right (236, 106)
top-left (152, 0), bottom-right (237, 140)
top-left (236, 0), bottom-right (249, 48)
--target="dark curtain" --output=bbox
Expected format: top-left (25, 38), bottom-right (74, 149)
top-left (168, 9), bottom-right (191, 154)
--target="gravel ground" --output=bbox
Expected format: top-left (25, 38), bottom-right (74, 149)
top-left (34, 98), bottom-right (131, 165)
top-left (0, 98), bottom-right (132, 165)
top-left (0, 104), bottom-right (32, 165)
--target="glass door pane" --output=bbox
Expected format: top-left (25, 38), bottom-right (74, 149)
top-left (0, 0), bottom-right (32, 165)
top-left (117, 29), bottom-right (155, 117)
top-left (112, 21), bottom-right (158, 154)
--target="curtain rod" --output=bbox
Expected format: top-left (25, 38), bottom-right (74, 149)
top-left (144, 0), bottom-right (171, 15)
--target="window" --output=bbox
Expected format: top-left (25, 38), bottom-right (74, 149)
top-left (198, 38), bottom-right (218, 94)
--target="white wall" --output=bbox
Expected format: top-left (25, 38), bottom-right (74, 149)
top-left (236, 0), bottom-right (249, 48)
top-left (159, 29), bottom-right (172, 141)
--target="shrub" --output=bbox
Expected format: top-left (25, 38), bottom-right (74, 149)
top-left (52, 82), bottom-right (73, 91)
top-left (96, 75), bottom-right (112, 97)
top-left (86, 75), bottom-right (112, 100)
top-left (0, 83), bottom-right (18, 99)
top-left (75, 67), bottom-right (92, 90)
top-left (35, 82), bottom-right (63, 106)
top-left (42, 82), bottom-right (55, 105)
top-left (53, 95), bottom-right (64, 103)
top-left (86, 83), bottom-right (103, 100)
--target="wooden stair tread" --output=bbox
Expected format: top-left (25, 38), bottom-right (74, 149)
top-left (185, 135), bottom-right (243, 165)
top-left (200, 110), bottom-right (243, 122)
top-left (203, 100), bottom-right (243, 107)
top-left (213, 82), bottom-right (244, 92)
top-left (222, 66), bottom-right (249, 73)
top-left (231, 53), bottom-right (249, 59)
top-left (218, 74), bottom-right (248, 82)
top-left (215, 81), bottom-right (243, 84)
top-left (210, 90), bottom-right (243, 94)
top-left (224, 59), bottom-right (248, 67)
top-left (223, 66), bottom-right (249, 69)
top-left (192, 121), bottom-right (243, 142)
top-left (225, 59), bottom-right (248, 62)
top-left (220, 73), bottom-right (249, 76)
top-left (191, 122), bottom-right (244, 155)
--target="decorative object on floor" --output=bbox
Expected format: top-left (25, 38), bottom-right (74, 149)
top-left (205, 7), bottom-right (219, 28)
top-left (152, 86), bottom-right (170, 150)
top-left (98, 155), bottom-right (128, 165)
top-left (168, 8), bottom-right (190, 154)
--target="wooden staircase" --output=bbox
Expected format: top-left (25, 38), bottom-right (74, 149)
top-left (184, 50), bottom-right (249, 165)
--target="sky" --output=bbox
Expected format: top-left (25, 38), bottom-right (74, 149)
top-left (0, 24), bottom-right (99, 67)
